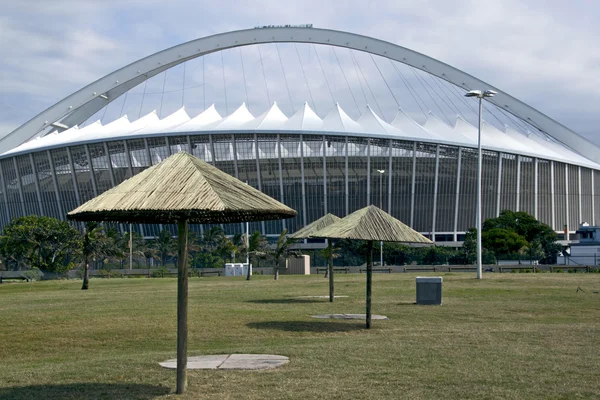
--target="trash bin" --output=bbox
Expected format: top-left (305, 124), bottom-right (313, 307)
top-left (416, 276), bottom-right (442, 305)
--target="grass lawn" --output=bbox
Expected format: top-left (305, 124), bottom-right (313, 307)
top-left (0, 273), bottom-right (599, 399)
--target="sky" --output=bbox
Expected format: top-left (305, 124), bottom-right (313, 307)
top-left (1, 0), bottom-right (599, 145)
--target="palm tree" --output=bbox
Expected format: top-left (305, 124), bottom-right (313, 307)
top-left (120, 229), bottom-right (147, 268)
top-left (271, 229), bottom-right (300, 280)
top-left (153, 229), bottom-right (177, 267)
top-left (321, 243), bottom-right (340, 278)
top-left (231, 232), bottom-right (245, 262)
top-left (81, 222), bottom-right (122, 290)
top-left (247, 230), bottom-right (269, 268)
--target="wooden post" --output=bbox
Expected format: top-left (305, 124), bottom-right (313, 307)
top-left (328, 239), bottom-right (334, 302)
top-left (366, 240), bottom-right (373, 329)
top-left (176, 219), bottom-right (189, 394)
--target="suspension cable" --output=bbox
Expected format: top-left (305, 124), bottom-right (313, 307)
top-left (461, 82), bottom-right (527, 132)
top-left (442, 80), bottom-right (479, 117)
top-left (312, 45), bottom-right (335, 105)
top-left (389, 60), bottom-right (427, 118)
top-left (257, 45), bottom-right (272, 106)
top-left (276, 44), bottom-right (295, 113)
top-left (202, 56), bottom-right (205, 110)
top-left (421, 68), bottom-right (464, 118)
top-left (368, 54), bottom-right (400, 114)
top-left (100, 104), bottom-right (109, 124)
top-left (353, 52), bottom-right (385, 118)
top-left (119, 91), bottom-right (129, 118)
top-left (294, 44), bottom-right (317, 113)
top-left (410, 67), bottom-right (453, 125)
top-left (181, 62), bottom-right (186, 108)
top-left (159, 70), bottom-right (168, 118)
top-left (332, 47), bottom-right (360, 114)
top-left (239, 48), bottom-right (250, 109)
top-left (221, 51), bottom-right (229, 115)
top-left (138, 79), bottom-right (148, 119)
top-left (349, 50), bottom-right (368, 106)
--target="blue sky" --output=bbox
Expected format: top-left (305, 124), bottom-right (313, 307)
top-left (1, 0), bottom-right (599, 143)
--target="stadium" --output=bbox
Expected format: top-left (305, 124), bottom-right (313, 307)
top-left (0, 26), bottom-right (598, 242)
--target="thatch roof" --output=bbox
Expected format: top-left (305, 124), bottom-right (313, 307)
top-left (311, 205), bottom-right (433, 243)
top-left (67, 152), bottom-right (297, 224)
top-left (288, 213), bottom-right (341, 239)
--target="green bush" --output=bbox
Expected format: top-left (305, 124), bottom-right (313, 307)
top-left (21, 267), bottom-right (43, 282)
top-left (152, 267), bottom-right (170, 278)
top-left (99, 268), bottom-right (124, 278)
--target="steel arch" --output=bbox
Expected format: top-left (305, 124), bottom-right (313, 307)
top-left (1, 26), bottom-right (598, 163)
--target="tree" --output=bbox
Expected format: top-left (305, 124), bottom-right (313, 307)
top-left (321, 243), bottom-right (340, 277)
top-left (462, 228), bottom-right (477, 264)
top-left (382, 243), bottom-right (412, 266)
top-left (153, 229), bottom-right (177, 266)
top-left (0, 215), bottom-right (80, 272)
top-left (247, 230), bottom-right (269, 267)
top-left (270, 229), bottom-right (300, 280)
top-left (482, 228), bottom-right (528, 263)
top-left (81, 222), bottom-right (123, 290)
top-left (200, 226), bottom-right (236, 262)
top-left (483, 210), bottom-right (560, 264)
top-left (120, 229), bottom-right (147, 268)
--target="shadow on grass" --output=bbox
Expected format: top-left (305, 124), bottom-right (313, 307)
top-left (247, 320), bottom-right (365, 332)
top-left (0, 382), bottom-right (170, 400)
top-left (246, 299), bottom-right (324, 304)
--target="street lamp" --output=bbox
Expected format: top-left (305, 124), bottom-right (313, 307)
top-left (464, 89), bottom-right (497, 279)
top-left (377, 169), bottom-right (385, 267)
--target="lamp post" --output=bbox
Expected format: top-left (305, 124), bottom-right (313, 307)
top-left (464, 89), bottom-right (497, 279)
top-left (377, 169), bottom-right (385, 267)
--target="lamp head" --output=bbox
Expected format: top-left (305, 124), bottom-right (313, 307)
top-left (464, 90), bottom-right (482, 97)
top-left (465, 89), bottom-right (497, 98)
top-left (376, 169), bottom-right (385, 174)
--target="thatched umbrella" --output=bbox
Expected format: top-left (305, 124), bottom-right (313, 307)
top-left (67, 152), bottom-right (296, 394)
top-left (289, 213), bottom-right (341, 302)
top-left (311, 205), bottom-right (432, 329)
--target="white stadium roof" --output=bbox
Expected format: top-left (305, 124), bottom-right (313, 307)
top-left (2, 102), bottom-right (597, 169)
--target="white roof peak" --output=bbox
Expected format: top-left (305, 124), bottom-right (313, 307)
top-left (323, 103), bottom-right (363, 133)
top-left (242, 102), bottom-right (288, 130)
top-left (174, 104), bottom-right (222, 132)
top-left (358, 105), bottom-right (401, 136)
top-left (213, 102), bottom-right (254, 130)
top-left (283, 102), bottom-right (322, 130)
top-left (134, 107), bottom-right (190, 135)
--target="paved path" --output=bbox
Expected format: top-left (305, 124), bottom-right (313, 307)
top-left (159, 354), bottom-right (289, 370)
top-left (311, 314), bottom-right (389, 320)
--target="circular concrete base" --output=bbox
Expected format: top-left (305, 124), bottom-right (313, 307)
top-left (159, 354), bottom-right (289, 370)
top-left (296, 295), bottom-right (349, 299)
top-left (311, 314), bottom-right (388, 320)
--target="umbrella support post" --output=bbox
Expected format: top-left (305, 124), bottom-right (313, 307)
top-left (366, 240), bottom-right (373, 329)
top-left (177, 219), bottom-right (189, 394)
top-left (328, 239), bottom-right (334, 302)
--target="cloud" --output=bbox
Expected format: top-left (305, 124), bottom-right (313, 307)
top-left (0, 0), bottom-right (598, 145)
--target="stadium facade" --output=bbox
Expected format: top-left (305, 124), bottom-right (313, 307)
top-left (1, 27), bottom-right (598, 241)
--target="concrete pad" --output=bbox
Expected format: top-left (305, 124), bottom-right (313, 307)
top-left (219, 354), bottom-right (289, 370)
top-left (159, 354), bottom-right (289, 370)
top-left (159, 355), bottom-right (228, 369)
top-left (311, 313), bottom-right (388, 320)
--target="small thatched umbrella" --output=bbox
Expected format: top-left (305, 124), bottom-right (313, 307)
top-left (311, 205), bottom-right (432, 329)
top-left (289, 213), bottom-right (341, 302)
top-left (68, 152), bottom-right (296, 394)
